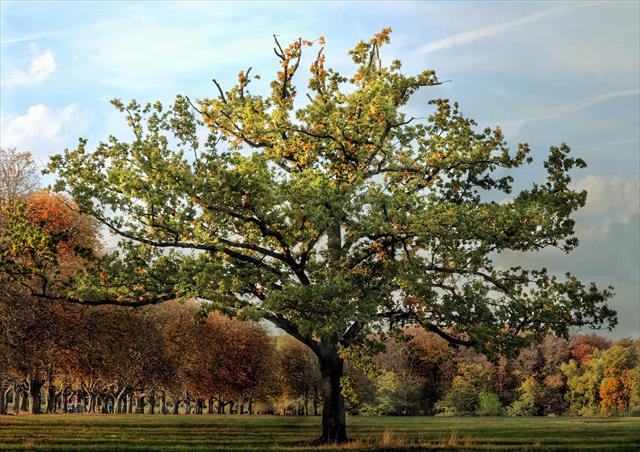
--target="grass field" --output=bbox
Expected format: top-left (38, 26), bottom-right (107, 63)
top-left (0, 415), bottom-right (638, 451)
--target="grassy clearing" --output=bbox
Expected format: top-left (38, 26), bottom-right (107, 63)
top-left (0, 415), bottom-right (638, 451)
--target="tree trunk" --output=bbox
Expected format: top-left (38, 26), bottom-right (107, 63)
top-left (127, 394), bottom-right (133, 414)
top-left (45, 383), bottom-right (56, 413)
top-left (16, 389), bottom-right (24, 414)
top-left (21, 389), bottom-right (29, 412)
top-left (208, 399), bottom-right (215, 414)
top-left (172, 400), bottom-right (180, 415)
top-left (0, 386), bottom-right (6, 415)
top-left (248, 399), bottom-right (253, 415)
top-left (28, 377), bottom-right (42, 414)
top-left (161, 392), bottom-right (167, 415)
top-left (318, 342), bottom-right (347, 443)
top-left (135, 396), bottom-right (145, 414)
top-left (87, 392), bottom-right (95, 414)
top-left (148, 394), bottom-right (156, 414)
top-left (115, 391), bottom-right (124, 414)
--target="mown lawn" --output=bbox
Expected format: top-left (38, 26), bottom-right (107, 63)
top-left (0, 415), bottom-right (638, 451)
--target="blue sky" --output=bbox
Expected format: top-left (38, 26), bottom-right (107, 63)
top-left (1, 1), bottom-right (638, 338)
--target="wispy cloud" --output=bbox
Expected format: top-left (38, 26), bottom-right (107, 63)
top-left (2, 44), bottom-right (56, 86)
top-left (0, 20), bottom-right (122, 45)
top-left (419, 2), bottom-right (601, 55)
top-left (501, 88), bottom-right (640, 132)
top-left (547, 88), bottom-right (640, 117)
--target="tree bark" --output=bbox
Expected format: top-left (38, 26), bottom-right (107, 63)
top-left (0, 386), bottom-right (6, 415)
top-left (28, 377), bottom-right (42, 414)
top-left (115, 391), bottom-right (125, 414)
top-left (87, 392), bottom-right (95, 414)
top-left (16, 389), bottom-right (25, 413)
top-left (62, 391), bottom-right (68, 413)
top-left (135, 396), bottom-right (145, 414)
top-left (45, 384), bottom-right (56, 413)
top-left (148, 393), bottom-right (156, 414)
top-left (318, 341), bottom-right (347, 443)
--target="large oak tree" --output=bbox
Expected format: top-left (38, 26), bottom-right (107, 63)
top-left (7, 30), bottom-right (616, 441)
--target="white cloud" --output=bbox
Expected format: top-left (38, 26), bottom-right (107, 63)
top-left (418, 2), bottom-right (601, 55)
top-left (571, 174), bottom-right (640, 231)
top-left (0, 104), bottom-right (86, 165)
top-left (3, 44), bottom-right (56, 86)
top-left (497, 174), bottom-right (640, 337)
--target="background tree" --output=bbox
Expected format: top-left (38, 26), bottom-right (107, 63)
top-left (0, 147), bottom-right (38, 204)
top-left (277, 335), bottom-right (322, 415)
top-left (16, 30), bottom-right (616, 441)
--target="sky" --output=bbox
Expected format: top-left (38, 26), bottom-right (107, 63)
top-left (1, 1), bottom-right (638, 338)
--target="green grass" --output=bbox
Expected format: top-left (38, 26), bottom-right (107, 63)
top-left (0, 415), bottom-right (638, 451)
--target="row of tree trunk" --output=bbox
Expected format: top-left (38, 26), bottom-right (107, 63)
top-left (0, 383), bottom-right (293, 416)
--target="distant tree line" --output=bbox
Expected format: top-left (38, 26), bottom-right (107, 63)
top-left (343, 329), bottom-right (639, 417)
top-left (1, 147), bottom-right (634, 418)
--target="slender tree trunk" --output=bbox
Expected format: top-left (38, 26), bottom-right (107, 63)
top-left (135, 396), bottom-right (145, 414)
top-left (14, 390), bottom-right (21, 414)
top-left (172, 400), bottom-right (180, 415)
top-left (3, 387), bottom-right (11, 414)
top-left (115, 392), bottom-right (124, 414)
top-left (148, 394), bottom-right (155, 414)
top-left (0, 386), bottom-right (6, 415)
top-left (43, 375), bottom-right (55, 414)
top-left (62, 391), bottom-right (68, 413)
top-left (217, 401), bottom-right (224, 415)
top-left (87, 392), bottom-right (95, 414)
top-left (45, 385), bottom-right (56, 413)
top-left (248, 399), bottom-right (253, 415)
top-left (318, 341), bottom-right (347, 443)
top-left (28, 377), bottom-right (42, 414)
top-left (208, 399), bottom-right (215, 414)
top-left (21, 389), bottom-right (29, 412)
top-left (127, 394), bottom-right (133, 414)
top-left (14, 387), bottom-right (22, 414)
top-left (161, 392), bottom-right (167, 415)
